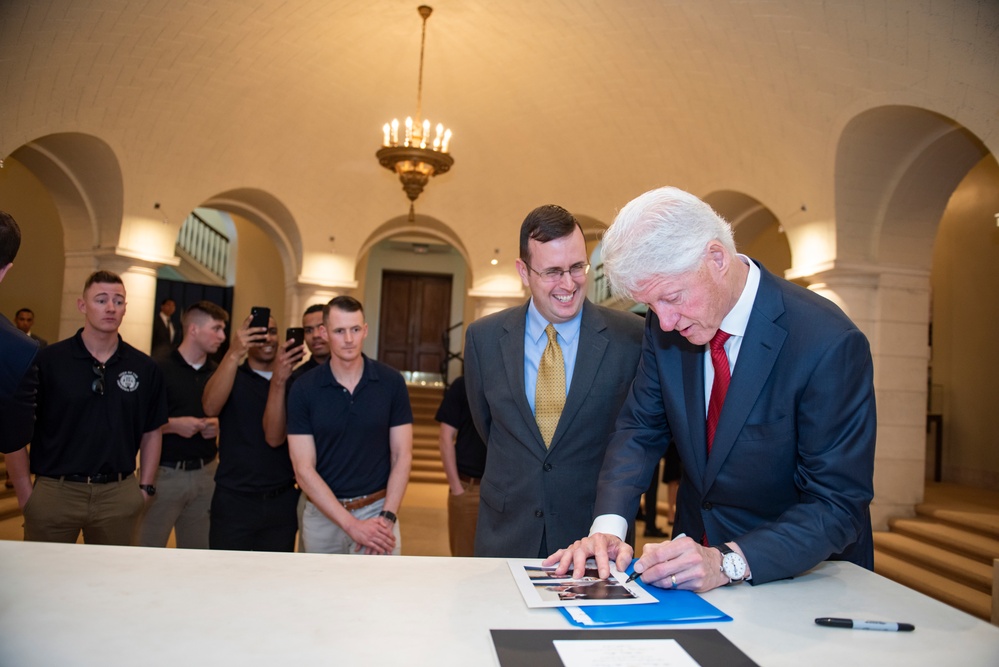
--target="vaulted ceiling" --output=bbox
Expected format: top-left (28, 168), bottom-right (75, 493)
top-left (1, 0), bottom-right (996, 288)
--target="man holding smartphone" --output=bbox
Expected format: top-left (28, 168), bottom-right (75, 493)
top-left (290, 303), bottom-right (331, 381)
top-left (202, 309), bottom-right (303, 551)
top-left (139, 301), bottom-right (228, 549)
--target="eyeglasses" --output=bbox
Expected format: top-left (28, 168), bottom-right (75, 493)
top-left (92, 362), bottom-right (105, 396)
top-left (523, 261), bottom-right (590, 284)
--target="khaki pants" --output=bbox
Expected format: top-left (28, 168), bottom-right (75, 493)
top-left (24, 475), bottom-right (144, 545)
top-left (137, 460), bottom-right (217, 548)
top-left (302, 497), bottom-right (401, 555)
top-left (447, 477), bottom-right (480, 557)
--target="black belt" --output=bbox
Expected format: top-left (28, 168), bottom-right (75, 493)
top-left (161, 456), bottom-right (215, 471)
top-left (43, 473), bottom-right (130, 484)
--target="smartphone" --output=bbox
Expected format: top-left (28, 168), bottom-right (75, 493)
top-left (249, 306), bottom-right (270, 329)
top-left (286, 327), bottom-right (305, 349)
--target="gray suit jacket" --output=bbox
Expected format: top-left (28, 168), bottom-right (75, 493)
top-left (465, 299), bottom-right (643, 558)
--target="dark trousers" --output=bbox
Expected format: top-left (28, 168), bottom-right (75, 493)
top-left (209, 484), bottom-right (299, 552)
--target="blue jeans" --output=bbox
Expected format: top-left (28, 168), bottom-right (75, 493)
top-left (302, 497), bottom-right (401, 555)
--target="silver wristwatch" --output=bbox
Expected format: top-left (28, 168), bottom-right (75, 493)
top-left (713, 543), bottom-right (747, 583)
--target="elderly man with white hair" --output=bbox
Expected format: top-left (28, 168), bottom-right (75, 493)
top-left (547, 186), bottom-right (876, 594)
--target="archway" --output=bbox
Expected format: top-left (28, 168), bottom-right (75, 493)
top-left (831, 105), bottom-right (992, 522)
top-left (356, 215), bottom-right (473, 383)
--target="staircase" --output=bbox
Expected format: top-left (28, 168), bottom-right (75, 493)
top-left (874, 483), bottom-right (999, 621)
top-left (408, 384), bottom-right (447, 485)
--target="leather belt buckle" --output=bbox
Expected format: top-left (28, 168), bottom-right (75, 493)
top-left (339, 488), bottom-right (387, 511)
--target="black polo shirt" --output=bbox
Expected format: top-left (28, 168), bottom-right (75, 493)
top-left (215, 362), bottom-right (296, 494)
top-left (31, 329), bottom-right (168, 476)
top-left (434, 376), bottom-right (487, 478)
top-left (157, 348), bottom-right (218, 463)
top-left (287, 355), bottom-right (412, 498)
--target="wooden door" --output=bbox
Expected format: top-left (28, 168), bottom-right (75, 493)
top-left (378, 271), bottom-right (452, 374)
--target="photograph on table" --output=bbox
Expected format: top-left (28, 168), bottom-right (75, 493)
top-left (508, 559), bottom-right (656, 608)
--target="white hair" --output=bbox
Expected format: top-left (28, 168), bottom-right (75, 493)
top-left (601, 187), bottom-right (736, 300)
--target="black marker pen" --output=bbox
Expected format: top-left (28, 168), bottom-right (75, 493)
top-left (815, 617), bottom-right (915, 632)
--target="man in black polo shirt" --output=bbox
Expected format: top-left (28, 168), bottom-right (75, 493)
top-left (138, 301), bottom-right (228, 549)
top-left (16, 270), bottom-right (167, 545)
top-left (287, 296), bottom-right (413, 555)
top-left (202, 311), bottom-right (302, 551)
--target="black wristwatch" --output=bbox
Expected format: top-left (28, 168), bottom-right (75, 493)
top-left (378, 510), bottom-right (397, 524)
top-left (139, 484), bottom-right (156, 496)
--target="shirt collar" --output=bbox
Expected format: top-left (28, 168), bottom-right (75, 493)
top-left (526, 299), bottom-right (583, 344)
top-left (320, 354), bottom-right (375, 388)
top-left (71, 328), bottom-right (124, 364)
top-left (718, 254), bottom-right (760, 338)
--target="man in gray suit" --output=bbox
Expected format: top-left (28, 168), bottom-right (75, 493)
top-left (464, 205), bottom-right (644, 558)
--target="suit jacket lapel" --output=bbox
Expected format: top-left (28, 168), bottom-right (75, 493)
top-left (704, 266), bottom-right (787, 485)
top-left (549, 301), bottom-right (605, 453)
top-left (499, 303), bottom-right (547, 452)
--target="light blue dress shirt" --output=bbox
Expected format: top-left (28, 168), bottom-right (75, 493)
top-left (523, 299), bottom-right (583, 413)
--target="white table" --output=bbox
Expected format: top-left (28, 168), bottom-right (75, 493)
top-left (1, 541), bottom-right (997, 666)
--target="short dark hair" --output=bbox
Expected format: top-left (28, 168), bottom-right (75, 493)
top-left (182, 300), bottom-right (229, 328)
top-left (0, 210), bottom-right (22, 266)
top-left (161, 297), bottom-right (176, 306)
top-left (304, 303), bottom-right (325, 316)
top-left (84, 270), bottom-right (124, 292)
top-left (15, 308), bottom-right (34, 318)
top-left (323, 296), bottom-right (364, 322)
top-left (519, 204), bottom-right (584, 263)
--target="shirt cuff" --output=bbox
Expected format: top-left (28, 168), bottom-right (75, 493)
top-left (589, 514), bottom-right (628, 542)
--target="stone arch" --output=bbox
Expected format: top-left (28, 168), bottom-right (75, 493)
top-left (575, 214), bottom-right (609, 243)
top-left (10, 132), bottom-right (123, 253)
top-left (823, 105), bottom-right (992, 525)
top-left (201, 188), bottom-right (303, 288)
top-left (835, 105), bottom-right (989, 269)
top-left (7, 133), bottom-right (128, 338)
top-left (355, 213), bottom-right (473, 275)
top-left (703, 190), bottom-right (792, 279)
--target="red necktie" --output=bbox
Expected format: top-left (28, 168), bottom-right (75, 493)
top-left (706, 329), bottom-right (732, 454)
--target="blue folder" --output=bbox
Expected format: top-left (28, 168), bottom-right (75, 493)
top-left (557, 564), bottom-right (732, 627)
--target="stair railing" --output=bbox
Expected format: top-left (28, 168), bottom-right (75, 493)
top-left (177, 212), bottom-right (230, 281)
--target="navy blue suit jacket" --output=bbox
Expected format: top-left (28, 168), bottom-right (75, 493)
top-left (594, 262), bottom-right (876, 584)
top-left (1, 313), bottom-right (39, 453)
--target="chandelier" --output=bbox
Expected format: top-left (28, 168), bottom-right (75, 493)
top-left (376, 5), bottom-right (454, 222)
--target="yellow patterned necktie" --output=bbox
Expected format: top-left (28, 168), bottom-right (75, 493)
top-left (535, 323), bottom-right (566, 448)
